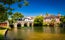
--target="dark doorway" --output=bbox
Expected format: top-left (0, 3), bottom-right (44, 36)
top-left (24, 23), bottom-right (27, 27)
top-left (17, 23), bottom-right (21, 28)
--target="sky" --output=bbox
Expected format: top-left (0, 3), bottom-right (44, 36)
top-left (11, 0), bottom-right (65, 16)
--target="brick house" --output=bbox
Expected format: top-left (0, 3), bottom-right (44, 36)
top-left (0, 22), bottom-right (7, 28)
top-left (43, 14), bottom-right (61, 25)
top-left (0, 21), bottom-right (8, 28)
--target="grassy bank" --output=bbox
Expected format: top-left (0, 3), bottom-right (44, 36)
top-left (0, 27), bottom-right (7, 40)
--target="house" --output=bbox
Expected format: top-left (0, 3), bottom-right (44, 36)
top-left (43, 14), bottom-right (61, 24)
top-left (17, 16), bottom-right (34, 22)
top-left (0, 21), bottom-right (8, 28)
top-left (24, 17), bottom-right (34, 22)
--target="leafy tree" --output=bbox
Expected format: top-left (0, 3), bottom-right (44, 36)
top-left (0, 0), bottom-right (28, 22)
top-left (0, 0), bottom-right (29, 9)
top-left (60, 16), bottom-right (65, 23)
top-left (8, 12), bottom-right (24, 24)
top-left (11, 12), bottom-right (24, 21)
top-left (0, 4), bottom-right (7, 13)
top-left (34, 15), bottom-right (43, 26)
top-left (60, 16), bottom-right (65, 27)
top-left (8, 18), bottom-right (13, 24)
top-left (0, 12), bottom-right (8, 22)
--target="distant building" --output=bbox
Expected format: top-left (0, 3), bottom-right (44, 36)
top-left (43, 14), bottom-right (61, 24)
top-left (0, 21), bottom-right (8, 28)
top-left (17, 16), bottom-right (34, 22)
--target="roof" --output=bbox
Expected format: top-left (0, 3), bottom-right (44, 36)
top-left (44, 15), bottom-right (60, 19)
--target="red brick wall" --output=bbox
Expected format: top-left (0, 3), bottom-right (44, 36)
top-left (0, 23), bottom-right (7, 27)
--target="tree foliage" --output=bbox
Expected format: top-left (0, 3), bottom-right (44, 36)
top-left (34, 16), bottom-right (43, 26)
top-left (60, 16), bottom-right (65, 23)
top-left (8, 12), bottom-right (24, 24)
top-left (11, 12), bottom-right (24, 20)
top-left (0, 12), bottom-right (8, 22)
top-left (0, 4), bottom-right (7, 13)
top-left (0, 0), bottom-right (29, 11)
top-left (0, 0), bottom-right (28, 22)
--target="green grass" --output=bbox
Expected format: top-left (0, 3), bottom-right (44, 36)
top-left (0, 35), bottom-right (4, 40)
top-left (0, 27), bottom-right (7, 40)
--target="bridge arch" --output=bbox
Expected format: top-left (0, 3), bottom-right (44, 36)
top-left (17, 23), bottom-right (21, 28)
top-left (24, 23), bottom-right (27, 27)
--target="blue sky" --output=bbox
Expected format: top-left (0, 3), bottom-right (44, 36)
top-left (11, 0), bottom-right (65, 16)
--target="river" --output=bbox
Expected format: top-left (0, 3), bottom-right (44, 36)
top-left (5, 26), bottom-right (65, 40)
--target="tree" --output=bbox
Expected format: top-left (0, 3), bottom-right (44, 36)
top-left (0, 12), bottom-right (8, 22)
top-left (11, 12), bottom-right (24, 21)
top-left (60, 16), bottom-right (65, 27)
top-left (34, 15), bottom-right (43, 26)
top-left (0, 4), bottom-right (8, 22)
top-left (0, 0), bottom-right (28, 22)
top-left (60, 16), bottom-right (65, 23)
top-left (0, 0), bottom-right (29, 9)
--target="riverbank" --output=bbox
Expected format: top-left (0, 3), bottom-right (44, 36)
top-left (0, 28), bottom-right (7, 40)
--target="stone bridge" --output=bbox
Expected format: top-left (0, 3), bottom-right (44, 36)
top-left (14, 21), bottom-right (34, 28)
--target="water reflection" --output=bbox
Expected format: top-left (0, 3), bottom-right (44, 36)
top-left (33, 27), bottom-right (43, 33)
top-left (43, 26), bottom-right (54, 33)
top-left (33, 26), bottom-right (65, 34)
top-left (60, 27), bottom-right (65, 34)
top-left (43, 26), bottom-right (61, 34)
top-left (6, 26), bottom-right (65, 40)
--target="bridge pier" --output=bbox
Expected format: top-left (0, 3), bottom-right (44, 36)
top-left (21, 23), bottom-right (24, 27)
top-left (27, 22), bottom-right (34, 27)
top-left (14, 23), bottom-right (17, 28)
top-left (32, 23), bottom-right (34, 27)
top-left (21, 21), bottom-right (24, 27)
top-left (27, 22), bottom-right (30, 27)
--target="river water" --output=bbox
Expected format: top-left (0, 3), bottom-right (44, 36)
top-left (5, 26), bottom-right (65, 40)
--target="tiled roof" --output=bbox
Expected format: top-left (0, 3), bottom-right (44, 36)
top-left (44, 15), bottom-right (60, 19)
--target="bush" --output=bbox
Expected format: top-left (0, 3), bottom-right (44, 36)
top-left (43, 22), bottom-right (49, 26)
top-left (0, 27), bottom-right (7, 30)
top-left (34, 16), bottom-right (43, 26)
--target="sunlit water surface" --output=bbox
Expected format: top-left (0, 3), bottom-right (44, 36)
top-left (6, 26), bottom-right (65, 40)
